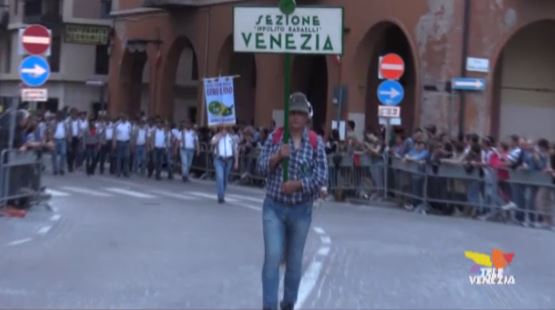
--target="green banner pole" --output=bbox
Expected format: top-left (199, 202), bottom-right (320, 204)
top-left (283, 53), bottom-right (291, 181)
top-left (280, 0), bottom-right (295, 182)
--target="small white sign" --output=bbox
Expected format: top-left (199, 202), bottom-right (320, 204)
top-left (21, 88), bottom-right (48, 102)
top-left (466, 57), bottom-right (490, 73)
top-left (379, 117), bottom-right (402, 126)
top-left (378, 106), bottom-right (401, 118)
top-left (233, 7), bottom-right (343, 55)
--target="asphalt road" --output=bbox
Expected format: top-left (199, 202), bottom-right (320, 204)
top-left (1, 171), bottom-right (554, 309)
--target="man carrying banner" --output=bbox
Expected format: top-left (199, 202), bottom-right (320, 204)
top-left (257, 92), bottom-right (328, 310)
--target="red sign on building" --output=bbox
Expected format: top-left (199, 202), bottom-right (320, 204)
top-left (379, 53), bottom-right (405, 80)
top-left (22, 25), bottom-right (51, 55)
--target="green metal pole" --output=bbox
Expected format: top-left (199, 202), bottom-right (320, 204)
top-left (283, 53), bottom-right (291, 181)
top-left (279, 0), bottom-right (295, 182)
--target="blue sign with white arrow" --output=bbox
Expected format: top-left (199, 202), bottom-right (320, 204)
top-left (452, 77), bottom-right (485, 91)
top-left (19, 55), bottom-right (50, 87)
top-left (377, 80), bottom-right (404, 106)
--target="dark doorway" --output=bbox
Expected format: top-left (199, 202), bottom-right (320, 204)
top-left (292, 55), bottom-right (328, 131)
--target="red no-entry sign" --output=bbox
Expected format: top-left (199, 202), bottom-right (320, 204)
top-left (22, 25), bottom-right (51, 55)
top-left (379, 53), bottom-right (405, 80)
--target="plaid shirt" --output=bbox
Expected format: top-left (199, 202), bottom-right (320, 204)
top-left (257, 128), bottom-right (328, 205)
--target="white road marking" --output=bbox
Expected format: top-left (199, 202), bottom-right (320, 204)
top-left (149, 190), bottom-right (198, 200)
top-left (7, 238), bottom-right (32, 246)
top-left (231, 202), bottom-right (262, 212)
top-left (37, 226), bottom-right (51, 235)
top-left (189, 192), bottom-right (218, 199)
top-left (320, 236), bottom-right (332, 245)
top-left (45, 189), bottom-right (70, 197)
top-left (317, 247), bottom-right (331, 256)
top-left (50, 214), bottom-right (61, 222)
top-left (296, 227), bottom-right (333, 309)
top-left (228, 194), bottom-right (264, 204)
top-left (313, 227), bottom-right (326, 235)
top-left (104, 188), bottom-right (155, 199)
top-left (0, 287), bottom-right (30, 296)
top-left (295, 261), bottom-right (324, 310)
top-left (61, 186), bottom-right (114, 197)
top-left (189, 191), bottom-right (239, 202)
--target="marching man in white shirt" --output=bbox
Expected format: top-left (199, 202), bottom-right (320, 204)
top-left (77, 111), bottom-right (89, 169)
top-left (179, 121), bottom-right (200, 182)
top-left (211, 126), bottom-right (239, 203)
top-left (132, 119), bottom-right (148, 175)
top-left (112, 114), bottom-right (132, 178)
top-left (67, 109), bottom-right (81, 172)
top-left (49, 112), bottom-right (70, 175)
top-left (99, 116), bottom-right (115, 175)
top-left (150, 118), bottom-right (173, 180)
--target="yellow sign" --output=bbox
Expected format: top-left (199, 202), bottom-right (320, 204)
top-left (64, 24), bottom-right (110, 45)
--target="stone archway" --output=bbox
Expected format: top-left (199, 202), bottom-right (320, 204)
top-left (160, 36), bottom-right (199, 123)
top-left (217, 36), bottom-right (257, 126)
top-left (492, 20), bottom-right (555, 141)
top-left (119, 47), bottom-right (147, 118)
top-left (291, 55), bottom-right (328, 133)
top-left (353, 21), bottom-right (417, 134)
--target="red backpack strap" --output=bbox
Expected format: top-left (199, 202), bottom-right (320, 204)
top-left (272, 127), bottom-right (284, 144)
top-left (308, 130), bottom-right (318, 150)
top-left (272, 127), bottom-right (318, 150)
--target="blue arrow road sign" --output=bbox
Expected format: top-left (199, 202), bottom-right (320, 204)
top-left (452, 77), bottom-right (485, 91)
top-left (20, 55), bottom-right (50, 87)
top-left (377, 80), bottom-right (404, 106)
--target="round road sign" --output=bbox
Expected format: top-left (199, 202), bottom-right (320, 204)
top-left (22, 24), bottom-right (51, 55)
top-left (379, 53), bottom-right (405, 80)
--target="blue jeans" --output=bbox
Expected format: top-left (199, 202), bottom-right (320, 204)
top-left (133, 145), bottom-right (146, 175)
top-left (52, 139), bottom-right (67, 174)
top-left (180, 148), bottom-right (195, 178)
top-left (84, 145), bottom-right (98, 175)
top-left (214, 157), bottom-right (233, 200)
top-left (115, 141), bottom-right (130, 177)
top-left (262, 198), bottom-right (313, 310)
top-left (154, 148), bottom-right (165, 178)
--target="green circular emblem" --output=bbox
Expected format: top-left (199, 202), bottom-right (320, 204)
top-left (279, 0), bottom-right (296, 15)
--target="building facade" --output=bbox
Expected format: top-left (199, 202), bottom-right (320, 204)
top-left (108, 0), bottom-right (555, 141)
top-left (0, 0), bottom-right (113, 115)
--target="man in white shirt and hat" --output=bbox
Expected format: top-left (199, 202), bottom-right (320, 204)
top-left (211, 125), bottom-right (239, 203)
top-left (112, 114), bottom-right (132, 178)
top-left (179, 120), bottom-right (200, 182)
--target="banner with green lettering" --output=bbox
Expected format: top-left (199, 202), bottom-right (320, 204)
top-left (233, 7), bottom-right (343, 55)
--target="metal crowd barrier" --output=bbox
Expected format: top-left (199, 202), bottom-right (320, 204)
top-left (386, 157), bottom-right (555, 226)
top-left (137, 140), bottom-right (554, 228)
top-left (0, 149), bottom-right (45, 209)
top-left (327, 152), bottom-right (386, 201)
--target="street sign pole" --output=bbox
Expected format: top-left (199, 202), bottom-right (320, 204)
top-left (283, 52), bottom-right (292, 181)
top-left (280, 0), bottom-right (295, 182)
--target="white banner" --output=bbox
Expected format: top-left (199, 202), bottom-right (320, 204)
top-left (204, 77), bottom-right (236, 127)
top-left (233, 7), bottom-right (343, 55)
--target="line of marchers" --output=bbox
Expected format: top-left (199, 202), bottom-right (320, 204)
top-left (241, 32), bottom-right (335, 52)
